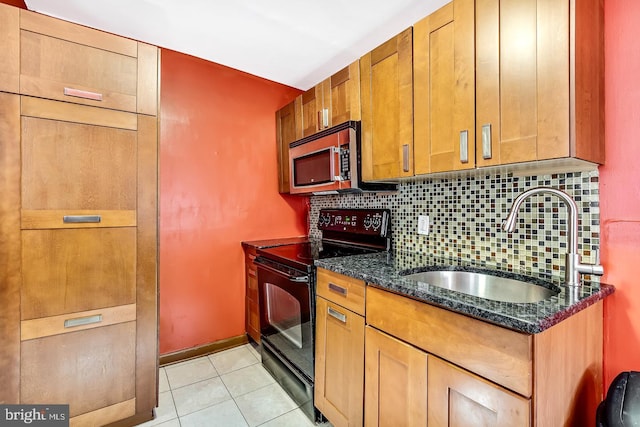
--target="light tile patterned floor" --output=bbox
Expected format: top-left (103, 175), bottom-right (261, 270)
top-left (137, 343), bottom-right (323, 427)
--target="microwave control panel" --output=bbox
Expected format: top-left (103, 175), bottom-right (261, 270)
top-left (340, 145), bottom-right (350, 180)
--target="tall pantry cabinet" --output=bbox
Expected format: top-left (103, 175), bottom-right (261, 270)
top-left (0, 4), bottom-right (159, 426)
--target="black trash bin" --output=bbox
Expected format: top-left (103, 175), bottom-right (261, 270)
top-left (596, 371), bottom-right (640, 426)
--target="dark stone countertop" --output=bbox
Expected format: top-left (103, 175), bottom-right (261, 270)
top-left (241, 236), bottom-right (308, 250)
top-left (315, 251), bottom-right (615, 334)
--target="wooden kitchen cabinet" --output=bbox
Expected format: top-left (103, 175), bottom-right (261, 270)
top-left (474, 0), bottom-right (604, 167)
top-left (315, 268), bottom-right (365, 427)
top-left (244, 246), bottom-right (261, 343)
top-left (428, 356), bottom-right (530, 426)
top-left (365, 285), bottom-right (604, 426)
top-left (360, 28), bottom-right (413, 181)
top-left (0, 3), bottom-right (19, 94)
top-left (364, 326), bottom-right (428, 427)
top-left (0, 6), bottom-right (159, 424)
top-left (297, 61), bottom-right (361, 139)
top-left (19, 8), bottom-right (158, 115)
top-left (275, 100), bottom-right (300, 193)
top-left (413, 0), bottom-right (475, 175)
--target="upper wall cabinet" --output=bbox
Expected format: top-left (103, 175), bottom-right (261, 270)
top-left (360, 28), bottom-right (414, 181)
top-left (412, 0), bottom-right (604, 176)
top-left (413, 0), bottom-right (475, 175)
top-left (275, 100), bottom-right (300, 193)
top-left (297, 60), bottom-right (361, 138)
top-left (475, 0), bottom-right (604, 167)
top-left (16, 9), bottom-right (158, 115)
top-left (0, 4), bottom-right (20, 94)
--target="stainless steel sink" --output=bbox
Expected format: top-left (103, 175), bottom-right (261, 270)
top-left (403, 270), bottom-right (559, 303)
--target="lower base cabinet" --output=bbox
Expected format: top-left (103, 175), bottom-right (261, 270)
top-left (427, 355), bottom-right (530, 426)
top-left (364, 326), bottom-right (427, 427)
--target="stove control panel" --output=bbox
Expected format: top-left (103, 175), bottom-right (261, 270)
top-left (318, 208), bottom-right (390, 237)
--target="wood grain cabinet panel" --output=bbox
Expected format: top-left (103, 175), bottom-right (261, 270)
top-left (0, 3), bottom-right (19, 94)
top-left (414, 0), bottom-right (475, 174)
top-left (244, 247), bottom-right (261, 343)
top-left (360, 28), bottom-right (413, 181)
top-left (475, 0), bottom-right (604, 167)
top-left (0, 6), bottom-right (159, 424)
top-left (275, 100), bottom-right (299, 194)
top-left (428, 356), bottom-right (531, 427)
top-left (21, 114), bottom-right (137, 211)
top-left (364, 326), bottom-right (428, 427)
top-left (21, 228), bottom-right (137, 320)
top-left (315, 268), bottom-right (365, 427)
top-left (21, 322), bottom-right (136, 418)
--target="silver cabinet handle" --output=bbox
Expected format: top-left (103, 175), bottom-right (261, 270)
top-left (322, 108), bottom-right (329, 129)
top-left (64, 314), bottom-right (103, 328)
top-left (402, 144), bottom-right (410, 172)
top-left (459, 130), bottom-right (469, 163)
top-left (327, 307), bottom-right (346, 323)
top-left (482, 124), bottom-right (492, 159)
top-left (63, 87), bottom-right (103, 101)
top-left (328, 283), bottom-right (347, 296)
top-left (63, 215), bottom-right (102, 223)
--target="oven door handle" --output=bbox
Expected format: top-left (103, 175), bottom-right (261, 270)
top-left (255, 258), bottom-right (309, 283)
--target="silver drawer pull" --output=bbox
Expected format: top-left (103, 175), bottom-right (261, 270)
top-left (482, 124), bottom-right (492, 159)
top-left (402, 144), bottom-right (410, 172)
top-left (459, 130), bottom-right (469, 163)
top-left (328, 283), bottom-right (347, 296)
top-left (63, 215), bottom-right (101, 223)
top-left (63, 87), bottom-right (103, 101)
top-left (64, 314), bottom-right (103, 328)
top-left (327, 307), bottom-right (346, 323)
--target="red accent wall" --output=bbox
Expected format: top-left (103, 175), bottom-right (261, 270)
top-left (159, 49), bottom-right (306, 355)
top-left (601, 0), bottom-right (640, 387)
top-left (0, 0), bottom-right (25, 8)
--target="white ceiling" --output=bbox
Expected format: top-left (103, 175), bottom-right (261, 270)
top-left (24, 0), bottom-right (449, 90)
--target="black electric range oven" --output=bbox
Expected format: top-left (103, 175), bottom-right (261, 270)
top-left (254, 208), bottom-right (391, 422)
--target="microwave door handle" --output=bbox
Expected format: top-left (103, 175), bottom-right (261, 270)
top-left (330, 146), bottom-right (340, 182)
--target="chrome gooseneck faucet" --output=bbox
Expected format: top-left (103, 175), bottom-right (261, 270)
top-left (502, 187), bottom-right (604, 287)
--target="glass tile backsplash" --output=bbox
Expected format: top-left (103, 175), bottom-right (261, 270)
top-left (309, 170), bottom-right (600, 282)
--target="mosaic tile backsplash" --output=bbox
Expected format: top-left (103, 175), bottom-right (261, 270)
top-left (309, 170), bottom-right (600, 282)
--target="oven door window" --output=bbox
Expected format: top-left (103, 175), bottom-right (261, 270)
top-left (292, 148), bottom-right (334, 187)
top-left (265, 283), bottom-right (302, 348)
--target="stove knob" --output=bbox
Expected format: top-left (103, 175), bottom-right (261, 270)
top-left (363, 215), bottom-right (372, 229)
top-left (372, 215), bottom-right (382, 230)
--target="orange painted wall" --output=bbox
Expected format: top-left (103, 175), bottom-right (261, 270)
top-left (0, 0), bottom-right (25, 8)
top-left (159, 49), bottom-right (306, 355)
top-left (600, 0), bottom-right (640, 387)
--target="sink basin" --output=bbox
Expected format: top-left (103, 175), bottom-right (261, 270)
top-left (403, 270), bottom-right (559, 303)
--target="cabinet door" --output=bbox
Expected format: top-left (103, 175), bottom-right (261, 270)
top-left (244, 248), bottom-right (260, 343)
top-left (414, 0), bottom-right (475, 174)
top-left (275, 100), bottom-right (299, 193)
top-left (364, 326), bottom-right (427, 427)
top-left (0, 3), bottom-right (19, 94)
top-left (475, 0), bottom-right (569, 166)
top-left (360, 28), bottom-right (413, 181)
top-left (299, 80), bottom-right (330, 137)
top-left (315, 297), bottom-right (365, 427)
top-left (329, 61), bottom-right (361, 126)
top-left (428, 356), bottom-right (531, 426)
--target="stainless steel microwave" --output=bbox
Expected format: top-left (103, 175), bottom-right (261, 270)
top-left (288, 121), bottom-right (397, 195)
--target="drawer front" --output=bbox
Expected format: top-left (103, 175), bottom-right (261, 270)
top-left (20, 30), bottom-right (138, 112)
top-left (22, 228), bottom-right (136, 320)
top-left (366, 286), bottom-right (533, 397)
top-left (21, 321), bottom-right (136, 418)
top-left (317, 268), bottom-right (366, 315)
top-left (22, 114), bottom-right (137, 211)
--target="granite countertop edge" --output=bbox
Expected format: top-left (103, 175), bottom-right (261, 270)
top-left (315, 252), bottom-right (615, 335)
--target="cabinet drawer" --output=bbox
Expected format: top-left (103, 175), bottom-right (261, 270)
top-left (21, 321), bottom-right (136, 418)
top-left (21, 113), bottom-right (137, 211)
top-left (366, 286), bottom-right (533, 397)
top-left (20, 26), bottom-right (138, 112)
top-left (317, 268), bottom-right (366, 315)
top-left (22, 228), bottom-right (136, 320)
